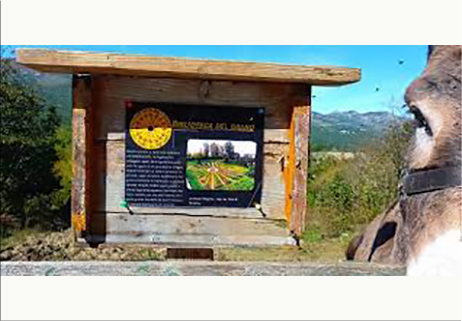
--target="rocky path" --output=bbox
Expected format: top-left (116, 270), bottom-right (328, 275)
top-left (1, 261), bottom-right (405, 276)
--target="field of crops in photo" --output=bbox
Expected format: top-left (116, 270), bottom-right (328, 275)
top-left (186, 160), bottom-right (255, 191)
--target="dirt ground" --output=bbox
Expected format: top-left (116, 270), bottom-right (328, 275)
top-left (1, 229), bottom-right (351, 263)
top-left (0, 230), bottom-right (164, 262)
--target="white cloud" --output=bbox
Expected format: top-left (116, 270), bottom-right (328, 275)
top-left (187, 139), bottom-right (256, 156)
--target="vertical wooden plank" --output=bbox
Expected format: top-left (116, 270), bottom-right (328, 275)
top-left (285, 86), bottom-right (311, 237)
top-left (71, 74), bottom-right (93, 237)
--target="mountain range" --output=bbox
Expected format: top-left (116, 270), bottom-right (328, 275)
top-left (311, 110), bottom-right (404, 150)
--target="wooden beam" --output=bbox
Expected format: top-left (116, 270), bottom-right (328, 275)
top-left (17, 49), bottom-right (361, 86)
top-left (71, 74), bottom-right (93, 237)
top-left (85, 213), bottom-right (295, 247)
top-left (285, 88), bottom-right (311, 237)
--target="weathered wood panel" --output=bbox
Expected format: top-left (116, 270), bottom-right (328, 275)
top-left (71, 75), bottom-right (93, 234)
top-left (92, 213), bottom-right (287, 235)
top-left (82, 75), bottom-right (312, 244)
top-left (17, 49), bottom-right (361, 85)
top-left (88, 214), bottom-right (293, 247)
top-left (87, 234), bottom-right (295, 247)
top-left (90, 76), bottom-right (305, 220)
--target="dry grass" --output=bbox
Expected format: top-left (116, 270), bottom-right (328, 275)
top-left (215, 237), bottom-right (350, 262)
top-left (0, 228), bottom-right (45, 249)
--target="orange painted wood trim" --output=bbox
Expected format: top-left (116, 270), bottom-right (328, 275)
top-left (284, 121), bottom-right (295, 224)
top-left (284, 88), bottom-right (311, 236)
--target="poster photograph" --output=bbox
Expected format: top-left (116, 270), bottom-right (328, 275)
top-left (186, 139), bottom-right (257, 191)
top-left (125, 102), bottom-right (264, 208)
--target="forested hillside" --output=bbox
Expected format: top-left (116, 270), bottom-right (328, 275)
top-left (1, 57), bottom-right (72, 238)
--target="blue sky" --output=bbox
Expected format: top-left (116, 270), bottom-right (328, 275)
top-left (6, 45), bottom-right (428, 114)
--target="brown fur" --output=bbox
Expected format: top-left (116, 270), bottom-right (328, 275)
top-left (346, 202), bottom-right (403, 264)
top-left (396, 188), bottom-right (461, 262)
top-left (347, 46), bottom-right (462, 264)
top-left (399, 46), bottom-right (461, 263)
top-left (346, 233), bottom-right (363, 261)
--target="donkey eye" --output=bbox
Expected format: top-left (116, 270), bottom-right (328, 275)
top-left (407, 105), bottom-right (433, 136)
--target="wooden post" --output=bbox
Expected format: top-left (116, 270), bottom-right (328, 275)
top-left (71, 74), bottom-right (93, 238)
top-left (285, 87), bottom-right (311, 237)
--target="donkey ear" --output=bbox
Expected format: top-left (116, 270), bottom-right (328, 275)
top-left (427, 45), bottom-right (461, 61)
top-left (428, 45), bottom-right (437, 60)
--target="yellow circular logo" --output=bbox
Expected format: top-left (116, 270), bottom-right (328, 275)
top-left (129, 108), bottom-right (172, 150)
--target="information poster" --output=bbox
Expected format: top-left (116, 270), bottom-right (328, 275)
top-left (125, 102), bottom-right (264, 208)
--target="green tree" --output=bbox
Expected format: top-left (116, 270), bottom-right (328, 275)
top-left (224, 141), bottom-right (235, 159)
top-left (52, 126), bottom-right (72, 211)
top-left (210, 142), bottom-right (220, 158)
top-left (0, 51), bottom-right (68, 236)
top-left (202, 142), bottom-right (210, 158)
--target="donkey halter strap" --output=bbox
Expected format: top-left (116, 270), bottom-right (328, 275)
top-left (402, 166), bottom-right (462, 197)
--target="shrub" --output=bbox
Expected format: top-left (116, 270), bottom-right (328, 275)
top-left (304, 121), bottom-right (412, 240)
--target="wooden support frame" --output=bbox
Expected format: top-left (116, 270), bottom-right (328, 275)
top-left (71, 74), bottom-right (93, 237)
top-left (16, 48), bottom-right (360, 247)
top-left (285, 87), bottom-right (311, 237)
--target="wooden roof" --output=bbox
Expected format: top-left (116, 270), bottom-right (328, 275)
top-left (16, 49), bottom-right (361, 86)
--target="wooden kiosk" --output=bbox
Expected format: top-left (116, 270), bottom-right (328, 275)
top-left (17, 49), bottom-right (360, 248)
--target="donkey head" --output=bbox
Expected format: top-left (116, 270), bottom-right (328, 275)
top-left (404, 45), bottom-right (461, 170)
top-left (345, 46), bottom-right (461, 267)
top-left (398, 46), bottom-right (461, 264)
